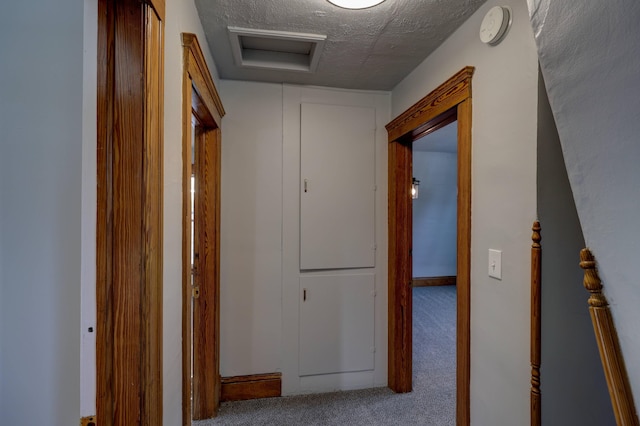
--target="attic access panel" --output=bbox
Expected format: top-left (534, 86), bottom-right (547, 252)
top-left (228, 26), bottom-right (326, 73)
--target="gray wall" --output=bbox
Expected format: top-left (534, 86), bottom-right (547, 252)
top-left (392, 0), bottom-right (539, 422)
top-left (537, 75), bottom-right (614, 425)
top-left (0, 1), bottom-right (83, 424)
top-left (529, 0), bottom-right (640, 404)
top-left (412, 151), bottom-right (457, 278)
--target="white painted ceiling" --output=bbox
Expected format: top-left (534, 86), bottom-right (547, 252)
top-left (195, 0), bottom-right (487, 90)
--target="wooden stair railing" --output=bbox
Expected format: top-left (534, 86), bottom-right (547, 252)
top-left (531, 221), bottom-right (542, 426)
top-left (580, 248), bottom-right (639, 426)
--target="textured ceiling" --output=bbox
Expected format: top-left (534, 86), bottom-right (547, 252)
top-left (195, 0), bottom-right (487, 90)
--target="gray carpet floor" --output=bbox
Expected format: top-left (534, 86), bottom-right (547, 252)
top-left (196, 285), bottom-right (456, 425)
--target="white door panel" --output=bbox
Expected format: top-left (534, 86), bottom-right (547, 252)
top-left (299, 273), bottom-right (375, 376)
top-left (300, 103), bottom-right (376, 270)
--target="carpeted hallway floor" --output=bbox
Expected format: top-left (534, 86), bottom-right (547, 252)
top-left (196, 285), bottom-right (456, 425)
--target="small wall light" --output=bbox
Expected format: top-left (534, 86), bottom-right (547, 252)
top-left (327, 0), bottom-right (386, 10)
top-left (412, 177), bottom-right (420, 199)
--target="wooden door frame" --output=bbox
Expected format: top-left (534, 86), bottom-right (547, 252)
top-left (386, 66), bottom-right (474, 425)
top-left (96, 0), bottom-right (165, 424)
top-left (181, 33), bottom-right (225, 425)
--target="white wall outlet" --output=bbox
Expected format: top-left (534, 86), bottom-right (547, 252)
top-left (488, 249), bottom-right (502, 280)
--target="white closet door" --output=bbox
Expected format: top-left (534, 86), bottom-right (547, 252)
top-left (299, 273), bottom-right (375, 376)
top-left (300, 103), bottom-right (376, 270)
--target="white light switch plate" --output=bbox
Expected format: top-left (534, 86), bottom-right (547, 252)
top-left (488, 249), bottom-right (502, 280)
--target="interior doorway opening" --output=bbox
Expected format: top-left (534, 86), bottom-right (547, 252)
top-left (182, 88), bottom-right (223, 424)
top-left (411, 119), bottom-right (458, 419)
top-left (188, 113), bottom-right (199, 417)
top-left (386, 66), bottom-right (473, 425)
top-left (411, 120), bottom-right (458, 286)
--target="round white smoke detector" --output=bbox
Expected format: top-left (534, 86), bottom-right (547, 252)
top-left (479, 6), bottom-right (511, 45)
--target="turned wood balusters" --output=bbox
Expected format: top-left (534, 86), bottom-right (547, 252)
top-left (580, 248), bottom-right (639, 426)
top-left (530, 221), bottom-right (541, 426)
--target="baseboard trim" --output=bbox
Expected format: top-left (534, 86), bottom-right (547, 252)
top-left (412, 276), bottom-right (457, 287)
top-left (220, 373), bottom-right (282, 402)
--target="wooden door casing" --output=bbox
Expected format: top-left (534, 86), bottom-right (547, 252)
top-left (181, 33), bottom-right (225, 424)
top-left (96, 0), bottom-right (164, 424)
top-left (386, 67), bottom-right (474, 426)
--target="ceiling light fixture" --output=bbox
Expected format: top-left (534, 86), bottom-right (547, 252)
top-left (327, 0), bottom-right (386, 10)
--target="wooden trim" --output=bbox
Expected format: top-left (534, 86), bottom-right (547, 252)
top-left (182, 33), bottom-right (225, 120)
top-left (146, 0), bottom-right (164, 21)
top-left (456, 97), bottom-right (472, 426)
top-left (386, 67), bottom-right (474, 142)
top-left (96, 0), bottom-right (114, 420)
top-left (142, 9), bottom-right (164, 425)
top-left (530, 221), bottom-right (541, 426)
top-left (181, 70), bottom-right (193, 426)
top-left (220, 373), bottom-right (283, 402)
top-left (411, 109), bottom-right (457, 143)
top-left (97, 1), bottom-right (164, 425)
top-left (387, 66), bottom-right (474, 426)
top-left (580, 249), bottom-right (639, 426)
top-left (412, 276), bottom-right (457, 287)
top-left (192, 127), bottom-right (222, 420)
top-left (387, 135), bottom-right (413, 392)
top-left (182, 33), bottom-right (225, 424)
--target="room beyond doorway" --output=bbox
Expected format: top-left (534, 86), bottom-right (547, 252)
top-left (412, 121), bottom-right (458, 283)
top-left (412, 120), bottom-right (458, 422)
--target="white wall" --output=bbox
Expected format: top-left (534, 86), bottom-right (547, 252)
top-left (0, 1), bottom-right (84, 424)
top-left (219, 81), bottom-right (390, 394)
top-left (163, 0), bottom-right (221, 423)
top-left (392, 0), bottom-right (539, 423)
top-left (218, 80), bottom-right (284, 376)
top-left (529, 0), bottom-right (640, 407)
top-left (412, 151), bottom-right (457, 278)
top-left (80, 0), bottom-right (98, 416)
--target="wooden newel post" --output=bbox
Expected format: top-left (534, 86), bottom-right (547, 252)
top-left (579, 248), bottom-right (639, 426)
top-left (530, 221), bottom-right (541, 426)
